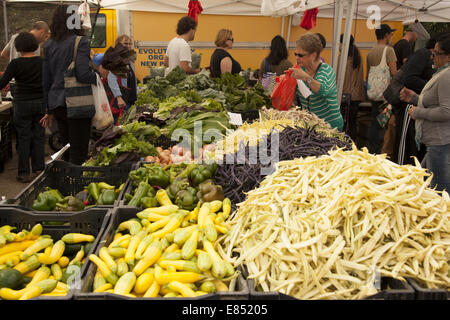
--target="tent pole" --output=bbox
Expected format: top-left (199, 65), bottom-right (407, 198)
top-left (337, 0), bottom-right (357, 106)
top-left (286, 15), bottom-right (292, 49)
top-left (3, 0), bottom-right (8, 43)
top-left (331, 1), bottom-right (343, 72)
top-left (281, 16), bottom-right (285, 38)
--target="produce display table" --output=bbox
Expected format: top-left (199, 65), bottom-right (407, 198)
top-left (0, 69), bottom-right (448, 301)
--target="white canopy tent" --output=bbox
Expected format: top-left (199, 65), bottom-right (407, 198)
top-left (94, 0), bottom-right (450, 22)
top-left (3, 0), bottom-right (449, 101)
top-left (93, 0), bottom-right (450, 102)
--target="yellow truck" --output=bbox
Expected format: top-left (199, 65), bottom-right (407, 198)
top-left (89, 9), bottom-right (403, 82)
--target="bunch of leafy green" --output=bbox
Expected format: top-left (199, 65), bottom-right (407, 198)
top-left (134, 89), bottom-right (160, 107)
top-left (121, 121), bottom-right (161, 141)
top-left (199, 98), bottom-right (223, 112)
top-left (179, 90), bottom-right (203, 104)
top-left (177, 69), bottom-right (217, 91)
top-left (145, 76), bottom-right (178, 100)
top-left (163, 110), bottom-right (232, 154)
top-left (165, 66), bottom-right (187, 85)
top-left (214, 72), bottom-right (246, 91)
top-left (197, 88), bottom-right (227, 106)
top-left (214, 73), bottom-right (271, 112)
top-left (153, 96), bottom-right (194, 121)
top-left (86, 132), bottom-right (157, 167)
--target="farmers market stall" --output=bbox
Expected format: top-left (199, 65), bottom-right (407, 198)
top-left (0, 62), bottom-right (448, 301)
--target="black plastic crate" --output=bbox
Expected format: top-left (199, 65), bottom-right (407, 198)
top-left (116, 161), bottom-right (159, 209)
top-left (7, 160), bottom-right (132, 210)
top-left (365, 277), bottom-right (415, 300)
top-left (407, 278), bottom-right (449, 300)
top-left (246, 264), bottom-right (414, 300)
top-left (240, 109), bottom-right (260, 123)
top-left (75, 206), bottom-right (249, 300)
top-left (0, 206), bottom-right (112, 300)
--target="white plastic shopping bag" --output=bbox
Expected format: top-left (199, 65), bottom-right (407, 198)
top-left (92, 74), bottom-right (113, 130)
top-left (78, 1), bottom-right (92, 30)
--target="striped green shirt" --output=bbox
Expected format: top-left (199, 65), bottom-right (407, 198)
top-left (296, 63), bottom-right (344, 130)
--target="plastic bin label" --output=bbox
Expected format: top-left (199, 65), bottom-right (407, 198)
top-left (228, 112), bottom-right (243, 126)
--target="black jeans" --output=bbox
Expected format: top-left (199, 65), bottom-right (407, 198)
top-left (369, 100), bottom-right (386, 154)
top-left (341, 98), bottom-right (360, 142)
top-left (392, 103), bottom-right (426, 165)
top-left (13, 99), bottom-right (46, 176)
top-left (52, 107), bottom-right (92, 165)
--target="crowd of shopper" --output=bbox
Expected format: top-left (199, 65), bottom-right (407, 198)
top-left (0, 11), bottom-right (448, 193)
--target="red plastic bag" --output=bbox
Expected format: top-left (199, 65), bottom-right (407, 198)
top-left (270, 70), bottom-right (297, 111)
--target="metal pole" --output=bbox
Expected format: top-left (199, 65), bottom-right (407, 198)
top-left (286, 15), bottom-right (292, 48)
top-left (331, 1), bottom-right (343, 72)
top-left (337, 0), bottom-right (357, 106)
top-left (3, 0), bottom-right (8, 44)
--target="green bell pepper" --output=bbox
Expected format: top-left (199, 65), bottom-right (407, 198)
top-left (56, 196), bottom-right (85, 211)
top-left (140, 196), bottom-right (159, 208)
top-left (166, 178), bottom-right (190, 200)
top-left (175, 189), bottom-right (197, 211)
top-left (98, 189), bottom-right (116, 205)
top-left (166, 163), bottom-right (187, 183)
top-left (196, 179), bottom-right (225, 203)
top-left (146, 166), bottom-right (170, 188)
top-left (189, 163), bottom-right (218, 186)
top-left (31, 188), bottom-right (64, 211)
top-left (32, 193), bottom-right (55, 211)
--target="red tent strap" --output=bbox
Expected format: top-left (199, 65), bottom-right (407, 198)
top-left (300, 8), bottom-right (319, 30)
top-left (188, 0), bottom-right (203, 22)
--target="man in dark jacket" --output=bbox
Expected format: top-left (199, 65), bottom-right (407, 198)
top-left (391, 37), bottom-right (436, 165)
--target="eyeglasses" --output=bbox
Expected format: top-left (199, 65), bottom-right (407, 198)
top-left (431, 50), bottom-right (446, 57)
top-left (294, 52), bottom-right (307, 58)
top-left (227, 38), bottom-right (234, 42)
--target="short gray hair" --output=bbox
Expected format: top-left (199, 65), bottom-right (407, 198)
top-left (296, 33), bottom-right (323, 57)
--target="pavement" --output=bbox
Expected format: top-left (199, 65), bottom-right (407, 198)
top-left (0, 137), bottom-right (53, 201)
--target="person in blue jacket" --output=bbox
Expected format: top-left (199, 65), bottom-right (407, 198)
top-left (40, 4), bottom-right (109, 165)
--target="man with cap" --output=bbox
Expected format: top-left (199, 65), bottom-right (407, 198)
top-left (366, 23), bottom-right (398, 155)
top-left (394, 27), bottom-right (418, 70)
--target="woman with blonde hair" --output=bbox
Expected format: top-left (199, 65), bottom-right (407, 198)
top-left (209, 29), bottom-right (241, 78)
top-left (106, 34), bottom-right (137, 124)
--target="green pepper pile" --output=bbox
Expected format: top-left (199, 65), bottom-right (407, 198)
top-left (31, 182), bottom-right (123, 212)
top-left (124, 162), bottom-right (225, 211)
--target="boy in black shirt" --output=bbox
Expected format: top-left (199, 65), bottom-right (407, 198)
top-left (0, 32), bottom-right (45, 182)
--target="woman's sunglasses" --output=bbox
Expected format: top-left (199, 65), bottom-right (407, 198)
top-left (228, 38), bottom-right (234, 42)
top-left (431, 50), bottom-right (446, 57)
top-left (294, 52), bottom-right (307, 58)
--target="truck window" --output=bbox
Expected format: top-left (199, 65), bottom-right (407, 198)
top-left (87, 13), bottom-right (106, 48)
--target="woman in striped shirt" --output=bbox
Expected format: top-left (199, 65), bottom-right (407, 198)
top-left (290, 34), bottom-right (344, 131)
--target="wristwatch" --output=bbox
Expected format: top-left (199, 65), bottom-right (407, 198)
top-left (306, 77), bottom-right (313, 85)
